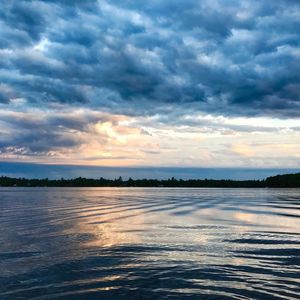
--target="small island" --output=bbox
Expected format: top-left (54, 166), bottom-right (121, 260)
top-left (1, 173), bottom-right (299, 188)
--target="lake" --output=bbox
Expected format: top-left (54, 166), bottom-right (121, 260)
top-left (0, 188), bottom-right (299, 299)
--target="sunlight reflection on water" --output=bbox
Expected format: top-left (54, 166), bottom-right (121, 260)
top-left (0, 188), bottom-right (299, 299)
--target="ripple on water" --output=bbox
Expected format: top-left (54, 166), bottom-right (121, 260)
top-left (0, 188), bottom-right (299, 299)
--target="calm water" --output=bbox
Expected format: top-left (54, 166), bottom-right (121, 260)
top-left (0, 188), bottom-right (299, 299)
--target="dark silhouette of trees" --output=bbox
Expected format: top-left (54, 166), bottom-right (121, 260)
top-left (0, 173), bottom-right (299, 188)
top-left (265, 173), bottom-right (300, 188)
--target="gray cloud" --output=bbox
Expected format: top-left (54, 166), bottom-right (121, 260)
top-left (0, 110), bottom-right (117, 155)
top-left (0, 116), bottom-right (80, 155)
top-left (0, 0), bottom-right (299, 118)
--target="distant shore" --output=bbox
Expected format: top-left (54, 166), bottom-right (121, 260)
top-left (1, 173), bottom-right (300, 188)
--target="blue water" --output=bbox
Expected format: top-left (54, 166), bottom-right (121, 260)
top-left (0, 188), bottom-right (299, 299)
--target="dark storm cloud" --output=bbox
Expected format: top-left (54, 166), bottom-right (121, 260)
top-left (0, 0), bottom-right (300, 117)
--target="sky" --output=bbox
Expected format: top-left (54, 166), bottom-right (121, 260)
top-left (0, 0), bottom-right (300, 179)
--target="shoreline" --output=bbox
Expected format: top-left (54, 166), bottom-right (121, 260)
top-left (1, 172), bottom-right (300, 188)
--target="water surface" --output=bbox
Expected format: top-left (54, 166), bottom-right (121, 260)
top-left (0, 188), bottom-right (299, 299)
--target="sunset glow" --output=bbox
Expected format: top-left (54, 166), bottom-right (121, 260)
top-left (0, 0), bottom-right (299, 177)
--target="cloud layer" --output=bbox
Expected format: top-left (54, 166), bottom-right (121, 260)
top-left (1, 107), bottom-right (300, 167)
top-left (0, 1), bottom-right (300, 167)
top-left (1, 0), bottom-right (300, 116)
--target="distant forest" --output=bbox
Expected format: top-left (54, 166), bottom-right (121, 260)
top-left (0, 173), bottom-right (300, 188)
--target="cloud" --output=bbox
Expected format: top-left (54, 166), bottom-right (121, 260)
top-left (0, 106), bottom-right (299, 168)
top-left (0, 109), bottom-right (148, 163)
top-left (0, 1), bottom-right (300, 168)
top-left (0, 111), bottom-right (83, 155)
top-left (0, 0), bottom-right (299, 118)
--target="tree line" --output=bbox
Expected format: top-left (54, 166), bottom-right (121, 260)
top-left (0, 173), bottom-right (299, 188)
